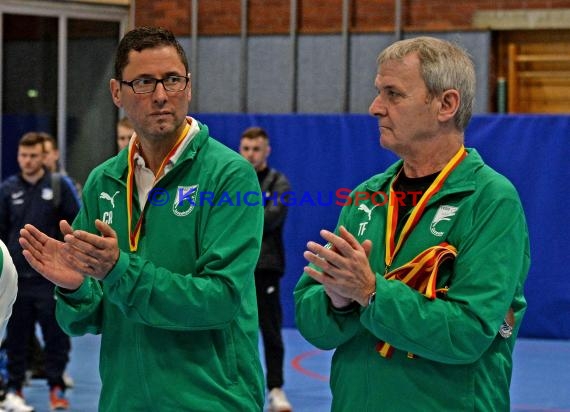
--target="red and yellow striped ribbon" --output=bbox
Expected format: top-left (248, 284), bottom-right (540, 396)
top-left (376, 242), bottom-right (457, 358)
top-left (377, 146), bottom-right (466, 359)
top-left (126, 122), bottom-right (190, 252)
top-left (384, 146), bottom-right (466, 273)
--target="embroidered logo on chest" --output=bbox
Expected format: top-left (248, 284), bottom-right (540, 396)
top-left (41, 188), bottom-right (54, 201)
top-left (430, 205), bottom-right (458, 237)
top-left (173, 185), bottom-right (198, 217)
top-left (100, 191), bottom-right (120, 209)
top-left (357, 203), bottom-right (379, 236)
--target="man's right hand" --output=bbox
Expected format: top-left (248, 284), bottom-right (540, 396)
top-left (325, 286), bottom-right (354, 309)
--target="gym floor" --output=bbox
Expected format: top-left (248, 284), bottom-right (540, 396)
top-left (21, 329), bottom-right (570, 412)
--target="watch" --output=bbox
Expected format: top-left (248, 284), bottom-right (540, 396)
top-left (367, 291), bottom-right (377, 306)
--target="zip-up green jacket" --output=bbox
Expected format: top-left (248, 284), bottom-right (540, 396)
top-left (56, 121), bottom-right (264, 411)
top-left (294, 149), bottom-right (530, 411)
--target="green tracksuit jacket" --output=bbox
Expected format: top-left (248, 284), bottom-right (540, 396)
top-left (56, 121), bottom-right (264, 411)
top-left (294, 149), bottom-right (530, 411)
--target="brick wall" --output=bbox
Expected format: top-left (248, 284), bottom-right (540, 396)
top-left (136, 0), bottom-right (192, 32)
top-left (134, 0), bottom-right (570, 36)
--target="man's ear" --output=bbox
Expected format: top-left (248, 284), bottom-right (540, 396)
top-left (186, 73), bottom-right (192, 103)
top-left (110, 79), bottom-right (122, 108)
top-left (437, 89), bottom-right (460, 123)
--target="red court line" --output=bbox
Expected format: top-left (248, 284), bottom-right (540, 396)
top-left (291, 349), bottom-right (330, 382)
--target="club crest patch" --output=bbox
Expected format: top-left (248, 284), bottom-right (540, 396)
top-left (430, 205), bottom-right (458, 237)
top-left (173, 185), bottom-right (198, 217)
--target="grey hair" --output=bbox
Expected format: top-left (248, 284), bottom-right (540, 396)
top-left (377, 36), bottom-right (475, 131)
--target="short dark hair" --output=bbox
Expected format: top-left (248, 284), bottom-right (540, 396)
top-left (41, 132), bottom-right (58, 150)
top-left (114, 26), bottom-right (189, 80)
top-left (19, 131), bottom-right (48, 147)
top-left (241, 127), bottom-right (269, 141)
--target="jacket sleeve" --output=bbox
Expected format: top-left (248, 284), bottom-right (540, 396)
top-left (55, 173), bottom-right (104, 336)
top-left (56, 278), bottom-right (104, 336)
top-left (360, 179), bottom-right (530, 364)
top-left (0, 240), bottom-right (18, 341)
top-left (263, 171), bottom-right (291, 232)
top-left (294, 198), bottom-right (362, 350)
top-left (97, 160), bottom-right (263, 330)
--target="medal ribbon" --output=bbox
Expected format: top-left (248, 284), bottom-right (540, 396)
top-left (126, 122), bottom-right (190, 251)
top-left (376, 145), bottom-right (466, 359)
top-left (376, 242), bottom-right (457, 359)
top-left (384, 145), bottom-right (467, 273)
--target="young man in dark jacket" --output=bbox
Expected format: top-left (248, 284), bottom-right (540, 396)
top-left (0, 132), bottom-right (80, 411)
top-left (240, 126), bottom-right (292, 412)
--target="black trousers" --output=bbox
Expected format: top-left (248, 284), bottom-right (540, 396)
top-left (5, 277), bottom-right (70, 390)
top-left (255, 270), bottom-right (285, 390)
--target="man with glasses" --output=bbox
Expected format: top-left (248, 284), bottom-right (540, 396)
top-left (19, 27), bottom-right (265, 411)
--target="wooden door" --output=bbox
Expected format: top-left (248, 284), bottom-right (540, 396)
top-left (496, 30), bottom-right (570, 113)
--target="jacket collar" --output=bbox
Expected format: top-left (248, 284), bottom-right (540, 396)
top-left (103, 118), bottom-right (210, 182)
top-left (365, 148), bottom-right (483, 198)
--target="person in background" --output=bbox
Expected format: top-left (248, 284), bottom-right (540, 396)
top-left (116, 116), bottom-right (134, 152)
top-left (0, 132), bottom-right (81, 411)
top-left (19, 26), bottom-right (265, 411)
top-left (294, 36), bottom-right (530, 411)
top-left (23, 134), bottom-right (79, 389)
top-left (42, 133), bottom-right (82, 197)
top-left (240, 127), bottom-right (293, 412)
top-left (41, 134), bottom-right (60, 175)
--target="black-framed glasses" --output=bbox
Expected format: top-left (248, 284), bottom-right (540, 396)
top-left (120, 75), bottom-right (189, 94)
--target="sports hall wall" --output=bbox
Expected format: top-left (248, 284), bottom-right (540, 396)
top-left (195, 113), bottom-right (570, 340)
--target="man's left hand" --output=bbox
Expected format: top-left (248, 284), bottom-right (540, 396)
top-left (62, 219), bottom-right (120, 280)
